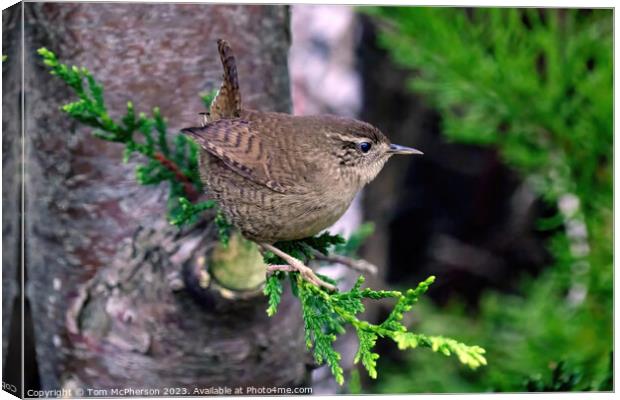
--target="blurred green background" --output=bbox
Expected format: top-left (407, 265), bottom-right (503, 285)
top-left (356, 7), bottom-right (612, 393)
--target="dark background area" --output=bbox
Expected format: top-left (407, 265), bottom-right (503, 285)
top-left (357, 15), bottom-right (553, 308)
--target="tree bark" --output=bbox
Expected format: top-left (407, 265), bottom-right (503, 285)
top-left (23, 2), bottom-right (308, 392)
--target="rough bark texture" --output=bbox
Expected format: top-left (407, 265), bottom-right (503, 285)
top-left (23, 2), bottom-right (308, 392)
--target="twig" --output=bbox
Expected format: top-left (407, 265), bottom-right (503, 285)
top-left (260, 243), bottom-right (337, 291)
top-left (312, 249), bottom-right (379, 275)
top-left (153, 151), bottom-right (199, 200)
top-left (266, 265), bottom-right (296, 273)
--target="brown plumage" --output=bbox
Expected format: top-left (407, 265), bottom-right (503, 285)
top-left (183, 39), bottom-right (422, 249)
top-left (209, 39), bottom-right (242, 120)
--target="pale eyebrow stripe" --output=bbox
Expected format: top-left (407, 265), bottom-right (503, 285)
top-left (328, 133), bottom-right (372, 143)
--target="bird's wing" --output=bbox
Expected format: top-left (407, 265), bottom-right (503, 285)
top-left (182, 119), bottom-right (293, 193)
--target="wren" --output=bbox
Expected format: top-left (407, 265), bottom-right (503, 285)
top-left (182, 40), bottom-right (422, 290)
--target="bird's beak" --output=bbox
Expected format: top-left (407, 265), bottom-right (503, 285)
top-left (388, 144), bottom-right (424, 155)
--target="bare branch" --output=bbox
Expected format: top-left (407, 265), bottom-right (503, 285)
top-left (260, 243), bottom-right (337, 291)
top-left (312, 250), bottom-right (379, 275)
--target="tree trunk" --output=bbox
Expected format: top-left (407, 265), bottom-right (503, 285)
top-left (23, 2), bottom-right (308, 392)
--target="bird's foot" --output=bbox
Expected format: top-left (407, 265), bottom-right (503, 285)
top-left (261, 243), bottom-right (337, 292)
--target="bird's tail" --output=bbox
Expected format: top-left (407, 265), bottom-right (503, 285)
top-left (208, 39), bottom-right (242, 122)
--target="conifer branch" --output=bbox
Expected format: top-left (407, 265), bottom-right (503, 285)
top-left (37, 47), bottom-right (205, 224)
top-left (153, 152), bottom-right (199, 200)
top-left (264, 255), bottom-right (486, 385)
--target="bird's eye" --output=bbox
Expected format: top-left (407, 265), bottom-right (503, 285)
top-left (358, 142), bottom-right (372, 153)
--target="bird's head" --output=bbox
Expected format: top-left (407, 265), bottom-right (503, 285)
top-left (322, 116), bottom-right (423, 186)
